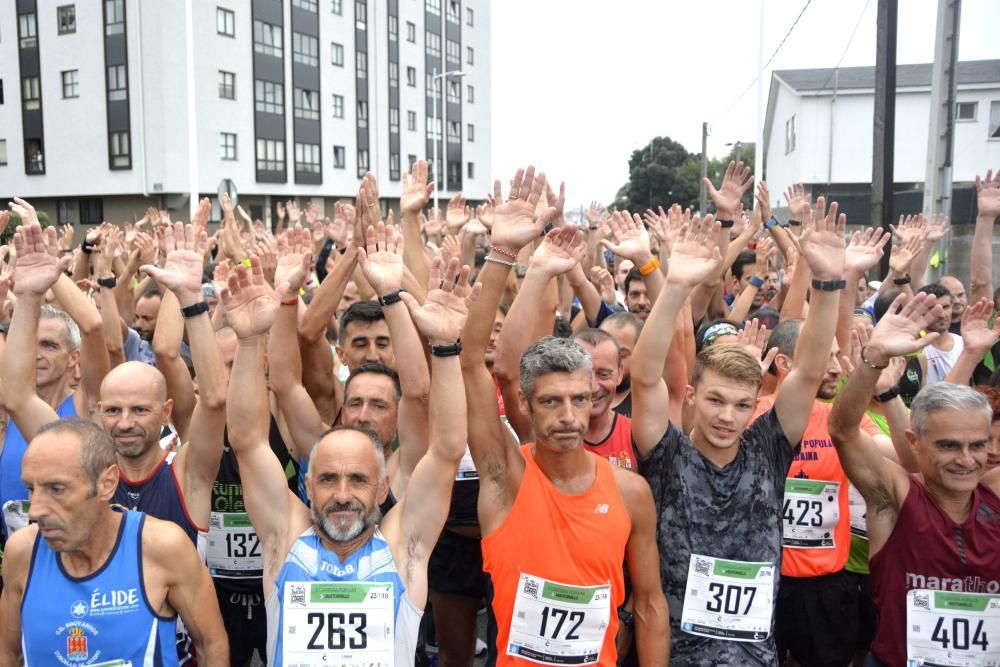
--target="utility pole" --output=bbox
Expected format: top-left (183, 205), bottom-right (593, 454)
top-left (872, 0), bottom-right (898, 279)
top-left (699, 122), bottom-right (709, 214)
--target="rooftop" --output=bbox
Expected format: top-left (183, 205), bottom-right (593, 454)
top-left (773, 59), bottom-right (1000, 92)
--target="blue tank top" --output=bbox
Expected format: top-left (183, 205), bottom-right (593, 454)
top-left (0, 394), bottom-right (76, 540)
top-left (21, 510), bottom-right (179, 666)
top-left (113, 454), bottom-right (203, 545)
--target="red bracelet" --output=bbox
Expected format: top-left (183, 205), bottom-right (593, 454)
top-left (281, 298), bottom-right (300, 306)
top-left (489, 245), bottom-right (518, 260)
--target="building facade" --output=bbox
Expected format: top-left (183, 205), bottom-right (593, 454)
top-left (0, 0), bottom-right (491, 224)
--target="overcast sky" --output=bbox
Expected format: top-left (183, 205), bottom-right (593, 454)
top-left (489, 0), bottom-right (1000, 207)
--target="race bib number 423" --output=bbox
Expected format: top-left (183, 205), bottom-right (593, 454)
top-left (680, 555), bottom-right (774, 642)
top-left (282, 581), bottom-right (394, 667)
top-left (782, 479), bottom-right (839, 549)
top-left (907, 589), bottom-right (1000, 667)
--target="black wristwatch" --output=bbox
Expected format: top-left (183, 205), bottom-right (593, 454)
top-left (893, 275), bottom-right (912, 286)
top-left (617, 608), bottom-right (635, 629)
top-left (180, 301), bottom-right (210, 318)
top-left (96, 276), bottom-right (117, 289)
top-left (811, 278), bottom-right (847, 292)
top-left (378, 289), bottom-right (406, 307)
top-left (875, 386), bottom-right (901, 403)
top-left (430, 340), bottom-right (463, 357)
top-left (717, 219), bottom-right (734, 229)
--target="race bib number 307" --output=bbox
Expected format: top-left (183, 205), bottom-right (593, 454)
top-left (680, 555), bottom-right (774, 642)
top-left (907, 589), bottom-right (1000, 667)
top-left (282, 581), bottom-right (394, 667)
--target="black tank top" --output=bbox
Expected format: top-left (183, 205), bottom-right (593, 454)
top-left (897, 355), bottom-right (924, 407)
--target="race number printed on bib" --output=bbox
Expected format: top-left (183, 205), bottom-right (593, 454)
top-left (2, 499), bottom-right (30, 534)
top-left (848, 484), bottom-right (868, 540)
top-left (680, 555), bottom-right (775, 642)
top-left (507, 573), bottom-right (612, 665)
top-left (907, 589), bottom-right (1000, 666)
top-left (282, 581), bottom-right (394, 667)
top-left (782, 479), bottom-right (839, 548)
top-left (207, 512), bottom-right (262, 578)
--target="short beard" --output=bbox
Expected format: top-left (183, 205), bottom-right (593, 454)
top-left (312, 500), bottom-right (382, 544)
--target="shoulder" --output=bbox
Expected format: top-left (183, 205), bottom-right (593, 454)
top-left (141, 515), bottom-right (199, 565)
top-left (3, 524), bottom-right (39, 576)
top-left (611, 464), bottom-right (654, 512)
top-left (983, 470), bottom-right (1000, 501)
top-left (636, 420), bottom-right (684, 466)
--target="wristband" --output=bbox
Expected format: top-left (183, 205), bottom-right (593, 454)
top-left (81, 240), bottom-right (96, 254)
top-left (764, 217), bottom-right (779, 231)
top-left (489, 245), bottom-right (518, 261)
top-left (638, 257), bottom-right (660, 277)
top-left (892, 274), bottom-right (912, 286)
top-left (859, 346), bottom-right (890, 370)
top-left (96, 276), bottom-right (117, 289)
top-left (810, 278), bottom-right (847, 292)
top-left (180, 301), bottom-right (210, 318)
top-left (378, 289), bottom-right (406, 307)
top-left (717, 219), bottom-right (734, 229)
top-left (281, 297), bottom-right (300, 306)
top-left (240, 258), bottom-right (252, 268)
top-left (748, 275), bottom-right (765, 288)
top-left (789, 219), bottom-right (802, 227)
top-left (874, 386), bottom-right (900, 403)
top-left (618, 608), bottom-right (635, 630)
top-left (430, 340), bottom-right (463, 357)
top-left (484, 255), bottom-right (515, 268)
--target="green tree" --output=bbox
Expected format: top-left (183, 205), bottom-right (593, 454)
top-left (4, 210), bottom-right (51, 244)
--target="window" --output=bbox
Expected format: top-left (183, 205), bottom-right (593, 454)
top-left (253, 20), bottom-right (282, 57)
top-left (332, 94), bottom-right (344, 118)
top-left (390, 153), bottom-right (400, 180)
top-left (785, 115), bottom-right (796, 154)
top-left (220, 132), bottom-right (237, 160)
top-left (466, 7), bottom-right (474, 26)
top-left (356, 52), bottom-right (367, 78)
top-left (426, 0), bottom-right (440, 15)
top-left (58, 5), bottom-right (77, 34)
top-left (467, 46), bottom-right (474, 65)
top-left (355, 1), bottom-right (366, 29)
top-left (408, 154), bottom-right (417, 170)
top-left (467, 162), bottom-right (474, 179)
top-left (407, 110), bottom-right (417, 131)
top-left (295, 142), bottom-right (321, 174)
top-left (294, 88), bottom-right (319, 120)
top-left (389, 62), bottom-right (399, 87)
top-left (467, 123), bottom-right (474, 142)
top-left (216, 7), bottom-right (235, 36)
top-left (426, 32), bottom-right (441, 58)
top-left (991, 102), bottom-right (1000, 140)
top-left (388, 15), bottom-right (398, 41)
top-left (218, 71), bottom-right (235, 99)
top-left (357, 100), bottom-right (368, 127)
top-left (446, 39), bottom-right (460, 64)
top-left (446, 1), bottom-right (459, 23)
top-left (426, 73), bottom-right (439, 98)
top-left (448, 161), bottom-right (460, 185)
top-left (105, 0), bottom-right (124, 35)
top-left (956, 101), bottom-right (977, 121)
top-left (22, 77), bottom-right (41, 110)
top-left (331, 0), bottom-right (343, 15)
top-left (447, 120), bottom-right (460, 144)
top-left (331, 42), bottom-right (344, 66)
top-left (80, 198), bottom-right (103, 225)
top-left (61, 70), bottom-right (79, 99)
top-left (107, 65), bottom-right (127, 101)
top-left (357, 148), bottom-right (369, 177)
top-left (0, 140), bottom-right (6, 166)
top-left (406, 21), bottom-right (416, 43)
top-left (58, 200), bottom-right (75, 224)
top-left (26, 139), bottom-right (44, 173)
top-left (447, 80), bottom-right (460, 104)
top-left (0, 81), bottom-right (4, 105)
top-left (405, 67), bottom-right (417, 87)
top-left (467, 84), bottom-right (474, 103)
top-left (293, 0), bottom-right (318, 11)
top-left (18, 13), bottom-right (37, 48)
top-left (254, 80), bottom-right (284, 114)
top-left (110, 130), bottom-right (131, 169)
top-left (333, 145), bottom-right (346, 168)
top-left (256, 139), bottom-right (285, 172)
top-left (426, 116), bottom-right (442, 139)
top-left (293, 32), bottom-right (318, 66)
top-left (389, 108), bottom-right (399, 132)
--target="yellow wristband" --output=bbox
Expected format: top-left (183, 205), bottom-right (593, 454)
top-left (240, 258), bottom-right (252, 268)
top-left (638, 257), bottom-right (661, 276)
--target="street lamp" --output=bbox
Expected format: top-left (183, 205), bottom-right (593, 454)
top-left (431, 67), bottom-right (465, 211)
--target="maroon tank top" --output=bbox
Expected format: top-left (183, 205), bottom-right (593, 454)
top-left (870, 476), bottom-right (1000, 665)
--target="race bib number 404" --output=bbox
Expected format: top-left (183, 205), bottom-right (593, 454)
top-left (680, 555), bottom-right (775, 642)
top-left (282, 581), bottom-right (394, 667)
top-left (907, 589), bottom-right (1000, 667)
top-left (507, 573), bottom-right (612, 666)
top-left (782, 479), bottom-right (840, 549)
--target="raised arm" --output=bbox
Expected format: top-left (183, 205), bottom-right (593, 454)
top-left (601, 210), bottom-right (664, 311)
top-left (631, 217), bottom-right (722, 457)
top-left (837, 228), bottom-right (891, 351)
top-left (93, 228), bottom-right (125, 368)
top-left (971, 169), bottom-right (999, 303)
top-left (151, 290), bottom-right (197, 441)
top-left (704, 160), bottom-right (753, 281)
top-left (944, 298), bottom-right (1000, 385)
top-left (729, 236), bottom-right (775, 323)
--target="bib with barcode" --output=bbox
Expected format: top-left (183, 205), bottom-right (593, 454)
top-left (782, 479), bottom-right (839, 548)
top-left (907, 589), bottom-right (1000, 666)
top-left (282, 581), bottom-right (394, 667)
top-left (848, 484), bottom-right (868, 540)
top-left (506, 573), bottom-right (612, 665)
top-left (207, 512), bottom-right (262, 578)
top-left (456, 448), bottom-right (479, 482)
top-left (2, 499), bottom-right (30, 534)
top-left (680, 554), bottom-right (775, 642)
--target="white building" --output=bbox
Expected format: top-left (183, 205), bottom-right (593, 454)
top-left (0, 0), bottom-right (491, 224)
top-left (763, 59), bottom-right (1000, 226)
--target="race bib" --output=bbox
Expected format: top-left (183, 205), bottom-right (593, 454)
top-left (681, 555), bottom-right (775, 642)
top-left (282, 581), bottom-right (394, 667)
top-left (507, 573), bottom-right (612, 665)
top-left (782, 479), bottom-right (839, 548)
top-left (206, 512), bottom-right (262, 578)
top-left (848, 484), bottom-right (868, 540)
top-left (456, 447), bottom-right (479, 481)
top-left (2, 499), bottom-right (30, 534)
top-left (907, 589), bottom-right (1000, 666)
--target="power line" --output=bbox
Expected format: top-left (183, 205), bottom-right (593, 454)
top-left (815, 0), bottom-right (873, 93)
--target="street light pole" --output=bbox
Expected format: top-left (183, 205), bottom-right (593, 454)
top-left (431, 68), bottom-right (465, 212)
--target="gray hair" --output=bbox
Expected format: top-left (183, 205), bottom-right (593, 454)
top-left (36, 418), bottom-right (117, 491)
top-left (39, 305), bottom-right (81, 351)
top-left (519, 336), bottom-right (593, 400)
top-left (308, 425), bottom-right (387, 483)
top-left (910, 383), bottom-right (993, 437)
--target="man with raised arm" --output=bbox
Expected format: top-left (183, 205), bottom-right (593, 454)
top-left (830, 293), bottom-right (1000, 667)
top-left (224, 253), bottom-right (474, 667)
top-left (461, 167), bottom-right (668, 666)
top-left (631, 200), bottom-right (847, 665)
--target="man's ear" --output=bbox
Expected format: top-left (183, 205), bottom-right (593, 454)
top-left (336, 346), bottom-right (348, 366)
top-left (684, 384), bottom-right (696, 407)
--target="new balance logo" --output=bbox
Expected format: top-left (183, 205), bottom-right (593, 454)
top-left (594, 504), bottom-right (609, 514)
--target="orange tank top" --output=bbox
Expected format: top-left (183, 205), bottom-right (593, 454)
top-left (482, 445), bottom-right (631, 667)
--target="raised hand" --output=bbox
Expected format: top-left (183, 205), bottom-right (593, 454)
top-left (304, 201), bottom-right (319, 227)
top-left (476, 200), bottom-right (494, 229)
top-left (424, 207), bottom-right (445, 238)
top-left (844, 227), bottom-right (890, 276)
top-left (704, 160), bottom-right (753, 218)
top-left (274, 226), bottom-right (312, 292)
top-left (784, 183), bottom-right (812, 222)
top-left (141, 222), bottom-right (209, 306)
top-left (358, 221), bottom-right (404, 296)
top-left (665, 215), bottom-right (723, 287)
top-left (590, 265), bottom-right (617, 304)
top-left (529, 226), bottom-right (585, 278)
top-left (888, 231), bottom-right (925, 276)
top-left (286, 201), bottom-right (301, 225)
top-left (401, 160), bottom-right (434, 214)
top-left (95, 226), bottom-right (122, 277)
top-left (923, 214), bottom-right (949, 242)
top-left (400, 257), bottom-right (481, 345)
top-left (755, 236), bottom-right (776, 276)
top-left (865, 292), bottom-right (944, 363)
top-left (794, 197), bottom-right (847, 281)
top-left (58, 224), bottom-right (74, 251)
top-left (737, 318), bottom-right (780, 375)
top-left (10, 221), bottom-right (71, 297)
top-left (585, 201), bottom-right (606, 229)
top-left (600, 211), bottom-right (653, 265)
top-left (755, 181), bottom-right (772, 223)
top-left (276, 201), bottom-right (286, 223)
top-left (889, 214), bottom-right (924, 244)
top-left (489, 166), bottom-right (559, 252)
top-left (446, 193), bottom-right (471, 233)
top-left (545, 181), bottom-right (567, 227)
top-left (220, 257), bottom-right (289, 339)
top-left (977, 169), bottom-right (1000, 220)
top-left (959, 297), bottom-right (1000, 354)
